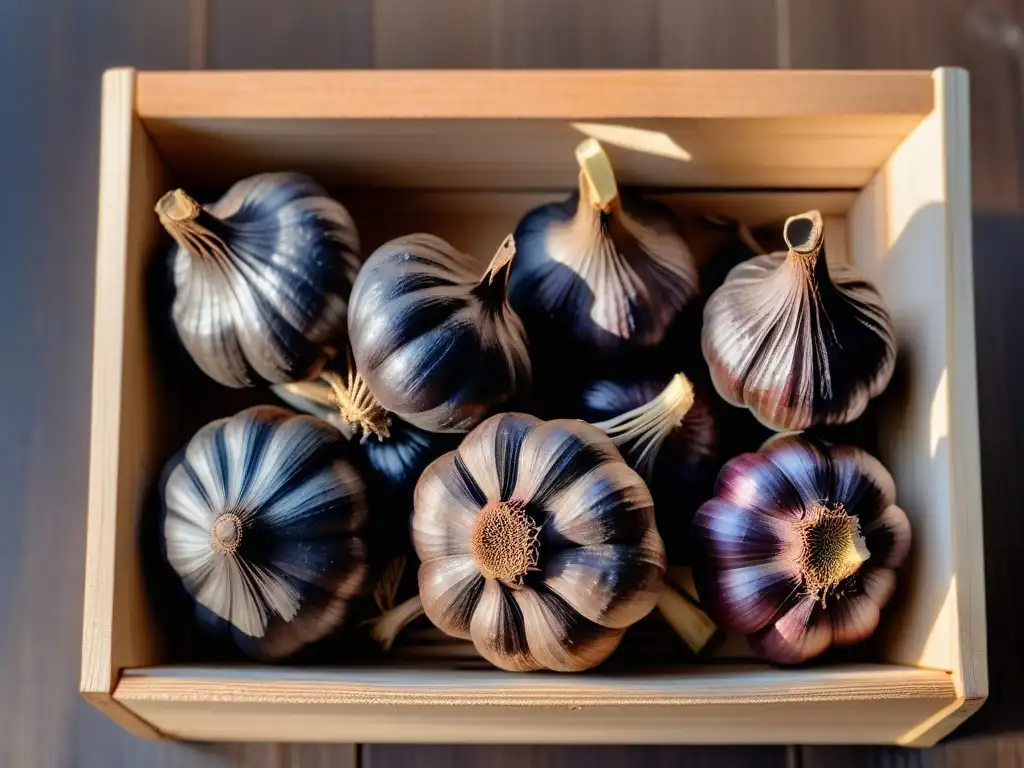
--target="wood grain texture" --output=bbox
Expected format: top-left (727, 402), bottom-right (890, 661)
top-left (134, 70), bottom-right (935, 119)
top-left (206, 0), bottom-right (373, 69)
top-left (113, 666), bottom-right (956, 745)
top-left (361, 744), bottom-right (792, 768)
top-left (845, 69), bottom-right (986, 746)
top-left (657, 0), bottom-right (781, 68)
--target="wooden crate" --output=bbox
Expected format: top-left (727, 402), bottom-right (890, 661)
top-left (80, 68), bottom-right (986, 746)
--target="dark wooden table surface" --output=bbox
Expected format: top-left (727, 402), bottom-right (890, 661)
top-left (2, 1), bottom-right (1022, 766)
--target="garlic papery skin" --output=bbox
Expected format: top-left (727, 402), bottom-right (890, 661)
top-left (691, 435), bottom-right (911, 664)
top-left (700, 210), bottom-right (896, 432)
top-left (348, 234), bottom-right (531, 434)
top-left (412, 413), bottom-right (666, 672)
top-left (156, 173), bottom-right (361, 388)
top-left (584, 373), bottom-right (716, 563)
top-left (160, 406), bottom-right (368, 661)
top-left (508, 138), bottom-right (699, 363)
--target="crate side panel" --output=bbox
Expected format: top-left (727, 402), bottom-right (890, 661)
top-left (81, 68), bottom-right (171, 696)
top-left (847, 69), bottom-right (986, 729)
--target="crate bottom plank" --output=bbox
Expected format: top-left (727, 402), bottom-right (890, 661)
top-left (112, 664), bottom-right (957, 745)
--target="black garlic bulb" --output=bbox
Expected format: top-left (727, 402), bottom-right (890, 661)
top-left (701, 210), bottom-right (896, 432)
top-left (692, 435), bottom-right (911, 664)
top-left (508, 138), bottom-right (699, 363)
top-left (160, 406), bottom-right (368, 660)
top-left (156, 172), bottom-right (361, 388)
top-left (347, 233), bottom-right (531, 434)
top-left (273, 356), bottom-right (460, 549)
top-left (582, 373), bottom-right (716, 562)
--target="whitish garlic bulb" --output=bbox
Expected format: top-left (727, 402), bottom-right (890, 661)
top-left (160, 406), bottom-right (368, 660)
top-left (701, 210), bottom-right (896, 432)
top-left (156, 172), bottom-right (361, 388)
top-left (509, 138), bottom-right (699, 363)
top-left (412, 413), bottom-right (666, 672)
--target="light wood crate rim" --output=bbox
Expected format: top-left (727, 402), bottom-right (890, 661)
top-left (134, 69), bottom-right (935, 120)
top-left (115, 664), bottom-right (955, 707)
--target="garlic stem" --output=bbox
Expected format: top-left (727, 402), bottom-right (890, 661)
top-left (665, 565), bottom-right (700, 601)
top-left (156, 189), bottom-right (202, 223)
top-left (783, 210), bottom-right (824, 254)
top-left (370, 595), bottom-right (425, 651)
top-left (483, 235), bottom-right (516, 285)
top-left (575, 138), bottom-right (619, 210)
top-left (473, 235), bottom-right (517, 310)
top-left (657, 583), bottom-right (719, 655)
top-left (323, 366), bottom-right (391, 441)
top-left (593, 373), bottom-right (695, 480)
top-left (155, 188), bottom-right (240, 277)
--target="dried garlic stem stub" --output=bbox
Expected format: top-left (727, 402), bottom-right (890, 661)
top-left (371, 595), bottom-right (425, 651)
top-left (701, 209), bottom-right (897, 432)
top-left (657, 583), bottom-right (720, 655)
top-left (575, 137), bottom-right (619, 210)
top-left (508, 138), bottom-right (699, 361)
top-left (412, 413), bottom-right (666, 673)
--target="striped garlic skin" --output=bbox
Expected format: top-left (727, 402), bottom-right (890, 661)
top-left (169, 172), bottom-right (361, 387)
top-left (348, 234), bottom-right (531, 434)
top-left (579, 377), bottom-right (717, 562)
top-left (161, 406), bottom-right (367, 660)
top-left (691, 436), bottom-right (911, 664)
top-left (509, 186), bottom-right (699, 358)
top-left (412, 413), bottom-right (666, 672)
top-left (701, 243), bottom-right (896, 432)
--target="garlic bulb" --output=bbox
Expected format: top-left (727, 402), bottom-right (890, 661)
top-left (160, 406), bottom-right (368, 660)
top-left (412, 413), bottom-right (666, 672)
top-left (347, 233), bottom-right (531, 434)
top-left (583, 373), bottom-right (716, 562)
top-left (701, 210), bottom-right (896, 432)
top-left (156, 172), bottom-right (360, 388)
top-left (692, 435), bottom-right (911, 664)
top-left (508, 138), bottom-right (699, 362)
top-left (273, 355), bottom-right (460, 553)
